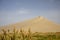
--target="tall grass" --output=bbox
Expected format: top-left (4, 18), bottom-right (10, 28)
top-left (0, 28), bottom-right (60, 40)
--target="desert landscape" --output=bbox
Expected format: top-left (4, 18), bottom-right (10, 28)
top-left (0, 0), bottom-right (60, 40)
top-left (0, 16), bottom-right (60, 40)
top-left (0, 16), bottom-right (60, 32)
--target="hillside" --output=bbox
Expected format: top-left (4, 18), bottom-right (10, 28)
top-left (0, 16), bottom-right (60, 33)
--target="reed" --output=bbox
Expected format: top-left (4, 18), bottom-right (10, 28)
top-left (0, 28), bottom-right (60, 40)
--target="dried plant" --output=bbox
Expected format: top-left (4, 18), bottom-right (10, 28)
top-left (0, 28), bottom-right (60, 40)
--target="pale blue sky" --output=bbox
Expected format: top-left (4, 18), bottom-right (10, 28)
top-left (0, 0), bottom-right (60, 26)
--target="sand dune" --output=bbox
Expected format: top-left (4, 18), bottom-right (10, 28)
top-left (0, 16), bottom-right (60, 32)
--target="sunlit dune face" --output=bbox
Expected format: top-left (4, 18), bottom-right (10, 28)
top-left (0, 16), bottom-right (60, 33)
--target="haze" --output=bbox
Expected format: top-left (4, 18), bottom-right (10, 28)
top-left (0, 0), bottom-right (60, 26)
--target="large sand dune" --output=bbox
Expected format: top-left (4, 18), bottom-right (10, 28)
top-left (0, 16), bottom-right (60, 32)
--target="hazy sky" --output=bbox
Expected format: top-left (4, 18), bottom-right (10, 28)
top-left (0, 0), bottom-right (60, 26)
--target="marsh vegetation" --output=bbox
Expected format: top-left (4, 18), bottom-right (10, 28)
top-left (0, 28), bottom-right (60, 40)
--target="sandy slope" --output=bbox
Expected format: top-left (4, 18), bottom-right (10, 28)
top-left (0, 16), bottom-right (60, 32)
